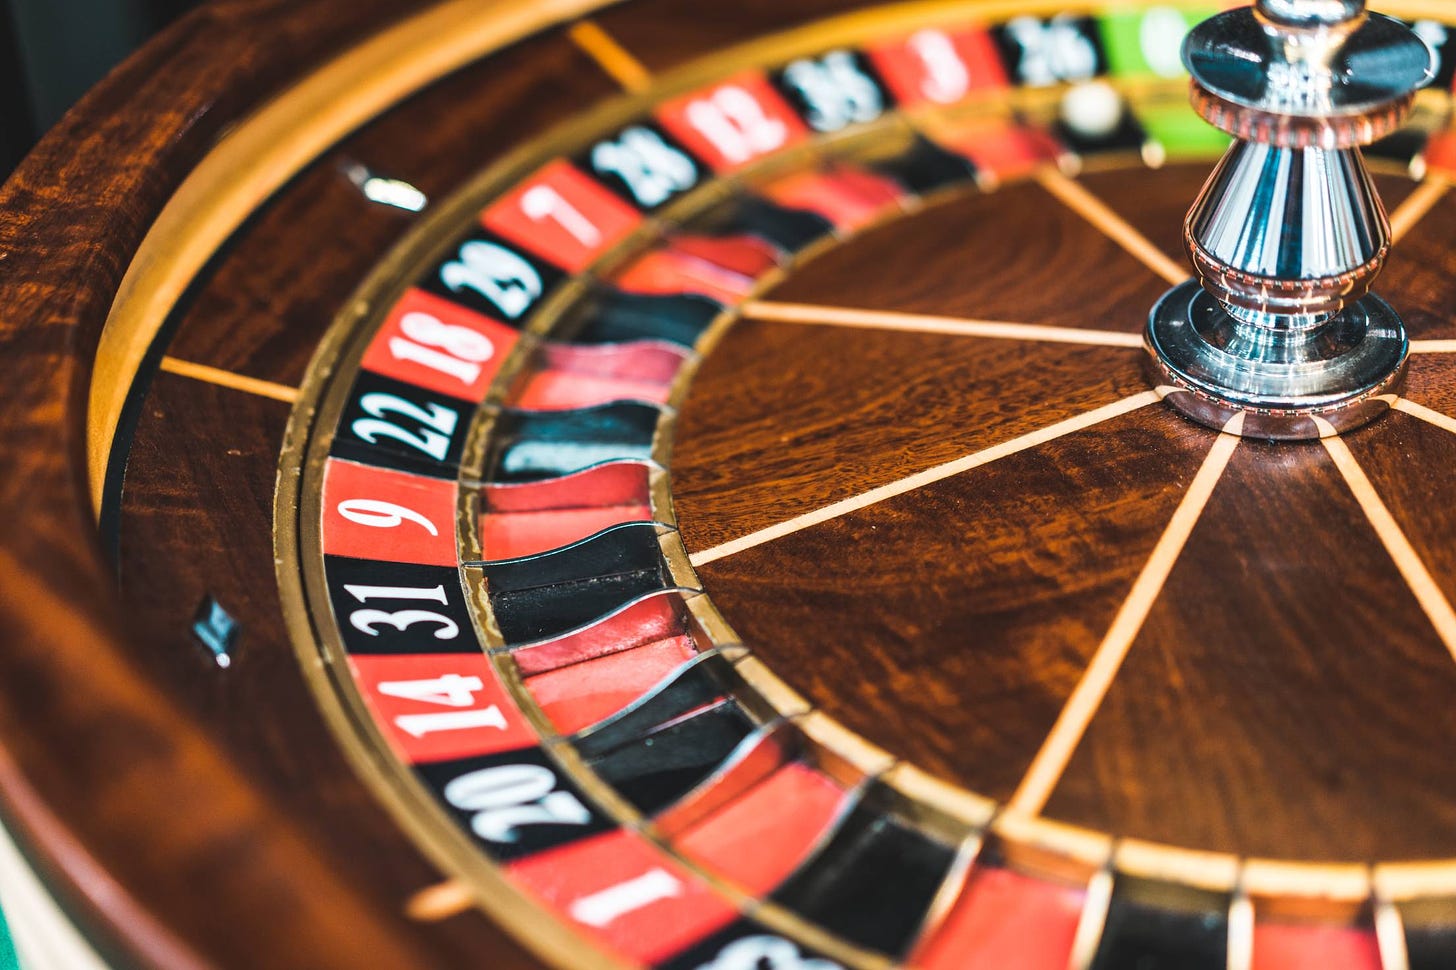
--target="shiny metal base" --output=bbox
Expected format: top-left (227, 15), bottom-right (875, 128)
top-left (1145, 280), bottom-right (1407, 439)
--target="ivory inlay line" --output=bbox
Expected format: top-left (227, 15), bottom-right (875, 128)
top-left (1034, 166), bottom-right (1191, 287)
top-left (1006, 412), bottom-right (1244, 817)
top-left (1410, 340), bottom-right (1456, 354)
top-left (568, 20), bottom-right (653, 93)
top-left (690, 391), bottom-right (1161, 568)
top-left (159, 357), bottom-right (300, 404)
top-left (1389, 174), bottom-right (1451, 243)
top-left (404, 879), bottom-right (475, 922)
top-left (742, 301), bottom-right (1145, 348)
top-left (1319, 419), bottom-right (1456, 666)
top-left (1394, 398), bottom-right (1456, 436)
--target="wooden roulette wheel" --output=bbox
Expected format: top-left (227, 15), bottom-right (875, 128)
top-left (5, 0), bottom-right (1456, 965)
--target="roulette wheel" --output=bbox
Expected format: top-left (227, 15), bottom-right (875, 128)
top-left (6, 0), bottom-right (1456, 964)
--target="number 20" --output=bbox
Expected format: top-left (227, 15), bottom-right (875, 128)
top-left (445, 764), bottom-right (591, 843)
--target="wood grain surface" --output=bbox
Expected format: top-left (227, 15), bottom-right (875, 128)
top-left (104, 22), bottom-right (639, 968)
top-left (4, 0), bottom-right (1456, 958)
top-left (2, 0), bottom-right (1015, 962)
top-left (163, 29), bottom-right (616, 387)
top-left (1047, 428), bottom-right (1456, 860)
top-left (0, 0), bottom-right (695, 964)
top-left (692, 406), bottom-right (1210, 799)
top-left (118, 376), bottom-right (553, 966)
top-left (671, 181), bottom-right (1174, 553)
top-left (0, 0), bottom-right (484, 964)
top-left (672, 161), bottom-right (1456, 862)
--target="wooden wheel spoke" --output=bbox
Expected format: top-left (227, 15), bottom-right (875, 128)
top-left (158, 357), bottom-right (300, 404)
top-left (1409, 340), bottom-right (1456, 354)
top-left (1033, 166), bottom-right (1190, 289)
top-left (1005, 413), bottom-right (1244, 818)
top-left (1394, 397), bottom-right (1456, 435)
top-left (567, 19), bottom-right (652, 93)
top-left (1318, 418), bottom-right (1456, 663)
top-left (687, 390), bottom-right (1162, 568)
top-left (405, 879), bottom-right (477, 923)
top-left (739, 300), bottom-right (1145, 348)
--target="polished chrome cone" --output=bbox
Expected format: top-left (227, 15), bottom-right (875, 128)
top-left (1186, 142), bottom-right (1388, 323)
top-left (1144, 0), bottom-right (1433, 439)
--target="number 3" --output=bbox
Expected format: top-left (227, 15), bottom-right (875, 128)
top-left (344, 583), bottom-right (459, 640)
top-left (349, 608), bottom-right (459, 640)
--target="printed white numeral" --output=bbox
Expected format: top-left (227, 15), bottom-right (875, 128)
top-left (907, 29), bottom-right (970, 104)
top-left (345, 584), bottom-right (458, 640)
top-left (568, 869), bottom-right (682, 928)
top-left (520, 185), bottom-right (602, 248)
top-left (379, 674), bottom-right (484, 707)
top-left (445, 764), bottom-right (592, 843)
top-left (780, 51), bottom-right (883, 132)
top-left (695, 936), bottom-right (844, 970)
top-left (388, 310), bottom-right (495, 385)
top-left (1138, 7), bottom-right (1190, 79)
top-left (1415, 21), bottom-right (1450, 62)
top-left (337, 498), bottom-right (440, 535)
top-left (378, 675), bottom-right (511, 737)
top-left (684, 86), bottom-right (788, 164)
top-left (344, 583), bottom-right (448, 604)
top-left (440, 241), bottom-right (542, 319)
top-left (1004, 15), bottom-right (1098, 86)
top-left (351, 392), bottom-right (458, 461)
top-left (349, 609), bottom-right (459, 640)
top-left (591, 126), bottom-right (697, 207)
top-left (395, 707), bottom-right (508, 738)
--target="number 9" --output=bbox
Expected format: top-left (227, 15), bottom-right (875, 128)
top-left (337, 498), bottom-right (439, 536)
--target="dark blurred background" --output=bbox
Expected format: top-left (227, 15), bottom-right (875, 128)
top-left (1, 0), bottom-right (200, 177)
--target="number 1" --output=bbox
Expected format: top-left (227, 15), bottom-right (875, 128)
top-left (520, 185), bottom-right (603, 248)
